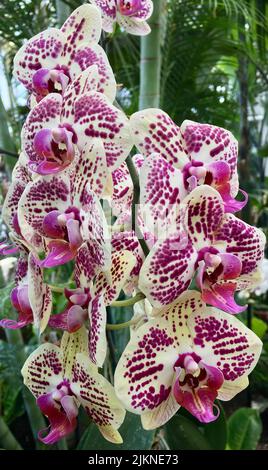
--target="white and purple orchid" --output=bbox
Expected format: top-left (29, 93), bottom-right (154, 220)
top-left (17, 167), bottom-right (110, 269)
top-left (115, 291), bottom-right (262, 427)
top-left (138, 184), bottom-right (265, 314)
top-left (90, 0), bottom-right (153, 36)
top-left (14, 5), bottom-right (116, 103)
top-left (0, 3), bottom-right (265, 447)
top-left (130, 110), bottom-right (248, 213)
top-left (22, 327), bottom-right (125, 444)
top-left (21, 70), bottom-right (132, 176)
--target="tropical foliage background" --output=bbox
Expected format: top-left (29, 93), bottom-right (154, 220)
top-left (0, 0), bottom-right (268, 450)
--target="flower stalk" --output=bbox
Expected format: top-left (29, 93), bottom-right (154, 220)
top-left (139, 0), bottom-right (165, 109)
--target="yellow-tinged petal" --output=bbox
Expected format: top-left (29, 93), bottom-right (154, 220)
top-left (95, 249), bottom-right (136, 305)
top-left (61, 326), bottom-right (88, 380)
top-left (21, 343), bottom-right (63, 398)
top-left (71, 353), bottom-right (126, 438)
top-left (98, 425), bottom-right (123, 444)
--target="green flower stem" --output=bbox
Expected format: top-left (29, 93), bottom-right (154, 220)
top-left (48, 284), bottom-right (65, 293)
top-left (0, 416), bottom-right (22, 450)
top-left (139, 0), bottom-right (165, 109)
top-left (110, 292), bottom-right (145, 308)
top-left (106, 318), bottom-right (138, 331)
top-left (125, 155), bottom-right (150, 257)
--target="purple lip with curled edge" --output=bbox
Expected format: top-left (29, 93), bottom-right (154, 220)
top-left (37, 379), bottom-right (78, 445)
top-left (31, 126), bottom-right (76, 175)
top-left (32, 68), bottom-right (70, 101)
top-left (117, 0), bottom-right (142, 16)
top-left (182, 159), bottom-right (247, 213)
top-left (40, 207), bottom-right (83, 268)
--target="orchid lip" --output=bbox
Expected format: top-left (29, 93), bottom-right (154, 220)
top-left (32, 126), bottom-right (75, 175)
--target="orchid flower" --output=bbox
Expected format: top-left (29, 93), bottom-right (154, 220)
top-left (139, 185), bottom-right (265, 314)
top-left (90, 0), bottom-right (153, 36)
top-left (18, 163), bottom-right (111, 269)
top-left (22, 327), bottom-right (125, 444)
top-left (115, 291), bottom-right (262, 427)
top-left (49, 248), bottom-right (136, 367)
top-left (22, 65), bottom-right (132, 175)
top-left (130, 110), bottom-right (247, 213)
top-left (0, 253), bottom-right (52, 333)
top-left (13, 5), bottom-right (116, 103)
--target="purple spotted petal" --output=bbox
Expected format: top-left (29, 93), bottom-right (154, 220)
top-left (61, 66), bottom-right (99, 121)
top-left (88, 293), bottom-right (107, 367)
top-left (71, 353), bottom-right (125, 435)
top-left (13, 29), bottom-right (65, 93)
top-left (183, 185), bottom-right (224, 249)
top-left (28, 253), bottom-right (52, 332)
top-left (90, 0), bottom-right (117, 32)
top-left (130, 109), bottom-right (188, 168)
top-left (69, 46), bottom-right (117, 102)
top-left (189, 307), bottom-right (262, 383)
top-left (112, 231), bottom-right (144, 295)
top-left (139, 233), bottom-right (197, 308)
top-left (140, 154), bottom-right (187, 236)
top-left (117, 13), bottom-right (151, 35)
top-left (75, 240), bottom-right (108, 288)
top-left (215, 214), bottom-right (266, 275)
top-left (70, 140), bottom-right (108, 199)
top-left (94, 249), bottom-right (136, 305)
top-left (114, 317), bottom-right (178, 415)
top-left (61, 5), bottom-right (102, 62)
top-left (68, 91), bottom-right (132, 171)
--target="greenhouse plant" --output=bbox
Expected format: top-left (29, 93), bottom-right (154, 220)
top-left (0, 0), bottom-right (268, 456)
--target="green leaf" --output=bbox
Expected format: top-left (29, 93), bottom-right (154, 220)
top-left (77, 412), bottom-right (155, 450)
top-left (252, 317), bottom-right (267, 339)
top-left (227, 408), bottom-right (262, 450)
top-left (165, 414), bottom-right (212, 450)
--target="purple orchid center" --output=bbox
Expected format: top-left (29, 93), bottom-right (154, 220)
top-left (32, 68), bottom-right (69, 101)
top-left (31, 125), bottom-right (76, 175)
top-left (173, 352), bottom-right (224, 423)
top-left (37, 378), bottom-right (78, 445)
top-left (182, 160), bottom-right (206, 191)
top-left (42, 207), bottom-right (82, 248)
top-left (117, 0), bottom-right (142, 16)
